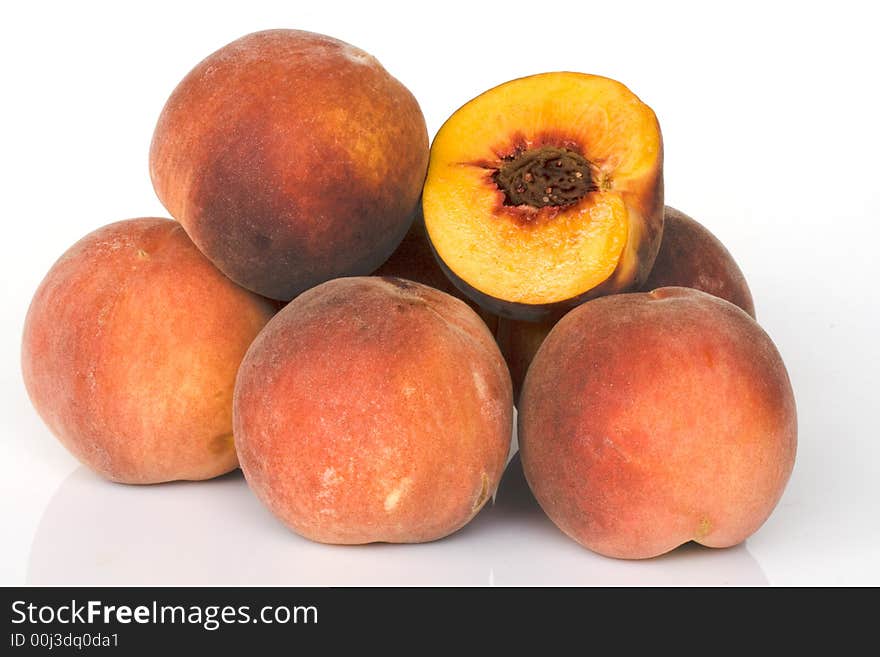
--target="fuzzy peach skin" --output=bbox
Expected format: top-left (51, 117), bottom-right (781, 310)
top-left (641, 207), bottom-right (755, 317)
top-left (150, 29), bottom-right (429, 300)
top-left (519, 287), bottom-right (796, 559)
top-left (21, 218), bottom-right (276, 484)
top-left (233, 277), bottom-right (513, 544)
top-left (495, 317), bottom-right (554, 402)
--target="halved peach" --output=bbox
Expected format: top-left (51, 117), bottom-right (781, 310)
top-left (423, 72), bottom-right (664, 320)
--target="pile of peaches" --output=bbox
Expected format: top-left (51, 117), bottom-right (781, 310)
top-left (22, 29), bottom-right (796, 560)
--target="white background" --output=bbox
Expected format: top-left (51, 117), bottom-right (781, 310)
top-left (2, 0), bottom-right (878, 586)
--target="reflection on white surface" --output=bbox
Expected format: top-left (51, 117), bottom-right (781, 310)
top-left (29, 458), bottom-right (768, 586)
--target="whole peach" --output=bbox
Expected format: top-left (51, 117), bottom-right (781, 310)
top-left (519, 287), bottom-right (796, 559)
top-left (233, 277), bottom-right (513, 544)
top-left (22, 219), bottom-right (276, 484)
top-left (150, 29), bottom-right (429, 301)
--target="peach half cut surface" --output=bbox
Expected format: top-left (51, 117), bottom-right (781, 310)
top-left (423, 72), bottom-right (664, 321)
